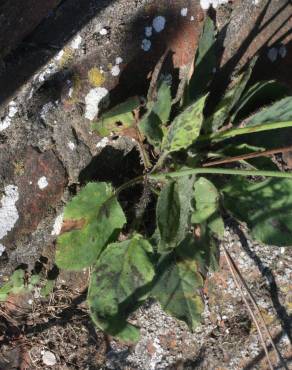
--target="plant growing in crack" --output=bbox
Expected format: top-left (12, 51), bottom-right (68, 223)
top-left (55, 16), bottom-right (292, 345)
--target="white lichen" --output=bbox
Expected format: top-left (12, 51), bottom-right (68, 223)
top-left (115, 57), bottom-right (123, 65)
top-left (70, 34), bottom-right (82, 49)
top-left (145, 26), bottom-right (153, 37)
top-left (96, 137), bottom-right (109, 148)
top-left (111, 65), bottom-right (120, 77)
top-left (84, 87), bottom-right (109, 120)
top-left (0, 101), bottom-right (18, 131)
top-left (200, 0), bottom-right (211, 10)
top-left (279, 45), bottom-right (287, 58)
top-left (51, 213), bottom-right (64, 236)
top-left (180, 8), bottom-right (188, 16)
top-left (99, 28), bottom-right (108, 35)
top-left (190, 16), bottom-right (195, 21)
top-left (141, 39), bottom-right (152, 52)
top-left (0, 243), bottom-right (6, 256)
top-left (267, 47), bottom-right (278, 62)
top-left (38, 177), bottom-right (49, 190)
top-left (67, 141), bottom-right (75, 151)
top-left (0, 185), bottom-right (19, 244)
top-left (152, 16), bottom-right (166, 33)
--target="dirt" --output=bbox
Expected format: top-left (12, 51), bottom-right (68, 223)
top-left (0, 0), bottom-right (292, 369)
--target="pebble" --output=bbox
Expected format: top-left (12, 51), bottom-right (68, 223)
top-left (42, 351), bottom-right (57, 366)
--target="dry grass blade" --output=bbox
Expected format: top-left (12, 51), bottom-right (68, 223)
top-left (222, 246), bottom-right (274, 370)
top-left (203, 146), bottom-right (292, 167)
top-left (224, 247), bottom-right (287, 369)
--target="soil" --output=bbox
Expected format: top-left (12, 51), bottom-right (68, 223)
top-left (0, 0), bottom-right (292, 369)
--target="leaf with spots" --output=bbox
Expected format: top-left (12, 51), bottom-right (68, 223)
top-left (87, 235), bottom-right (154, 341)
top-left (92, 96), bottom-right (140, 136)
top-left (162, 94), bottom-right (207, 154)
top-left (156, 176), bottom-right (195, 252)
top-left (222, 177), bottom-right (292, 246)
top-left (151, 236), bottom-right (204, 330)
top-left (56, 182), bottom-right (126, 270)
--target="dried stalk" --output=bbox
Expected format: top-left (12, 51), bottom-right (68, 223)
top-left (222, 246), bottom-right (274, 370)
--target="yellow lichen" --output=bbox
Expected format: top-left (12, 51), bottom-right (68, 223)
top-left (59, 47), bottom-right (75, 67)
top-left (13, 161), bottom-right (25, 176)
top-left (88, 67), bottom-right (105, 87)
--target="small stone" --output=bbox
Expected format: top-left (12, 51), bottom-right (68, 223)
top-left (42, 351), bottom-right (57, 366)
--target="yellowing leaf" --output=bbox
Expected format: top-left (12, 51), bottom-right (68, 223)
top-left (56, 182), bottom-right (126, 270)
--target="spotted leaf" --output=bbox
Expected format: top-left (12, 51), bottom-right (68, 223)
top-left (56, 182), bottom-right (126, 270)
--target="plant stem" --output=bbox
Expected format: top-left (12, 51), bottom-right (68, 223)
top-left (197, 121), bottom-right (292, 143)
top-left (149, 167), bottom-right (292, 181)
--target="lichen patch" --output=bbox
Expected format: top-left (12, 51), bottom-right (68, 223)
top-left (88, 67), bottom-right (105, 87)
top-left (84, 88), bottom-right (109, 120)
top-left (0, 185), bottom-right (19, 244)
top-left (38, 177), bottom-right (49, 190)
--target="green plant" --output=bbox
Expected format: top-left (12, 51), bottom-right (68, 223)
top-left (0, 269), bottom-right (40, 301)
top-left (55, 17), bottom-right (292, 341)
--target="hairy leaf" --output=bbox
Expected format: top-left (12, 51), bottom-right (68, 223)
top-left (156, 176), bottom-right (195, 252)
top-left (152, 236), bottom-right (204, 330)
top-left (187, 16), bottom-right (216, 103)
top-left (56, 182), bottom-right (126, 270)
top-left (162, 94), bottom-right (207, 153)
top-left (87, 235), bottom-right (154, 341)
top-left (92, 97), bottom-right (140, 136)
top-left (222, 177), bottom-right (292, 246)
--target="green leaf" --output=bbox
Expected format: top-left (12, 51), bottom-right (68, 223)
top-left (87, 235), bottom-right (154, 341)
top-left (246, 96), bottom-right (292, 126)
top-left (191, 177), bottom-right (224, 238)
top-left (0, 270), bottom-right (26, 301)
top-left (152, 81), bottom-right (172, 124)
top-left (231, 80), bottom-right (288, 124)
top-left (222, 177), bottom-right (292, 246)
top-left (162, 94), bottom-right (207, 154)
top-left (92, 97), bottom-right (140, 136)
top-left (152, 237), bottom-right (204, 330)
top-left (187, 16), bottom-right (216, 103)
top-left (56, 182), bottom-right (126, 271)
top-left (156, 176), bottom-right (195, 252)
top-left (41, 280), bottom-right (55, 297)
top-left (204, 58), bottom-right (257, 132)
top-left (139, 111), bottom-right (164, 148)
top-left (89, 311), bottom-right (140, 342)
